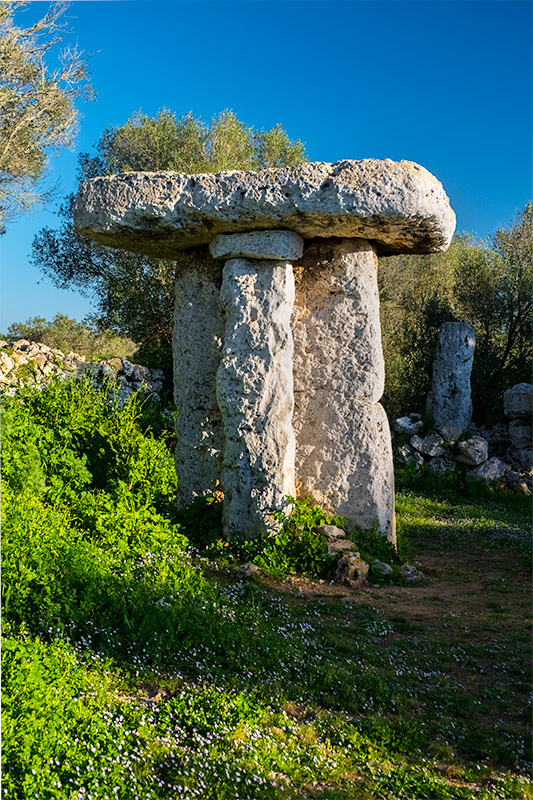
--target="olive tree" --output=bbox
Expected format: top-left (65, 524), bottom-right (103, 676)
top-left (0, 1), bottom-right (93, 230)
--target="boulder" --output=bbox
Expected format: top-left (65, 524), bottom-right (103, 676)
top-left (508, 420), bottom-right (532, 449)
top-left (393, 416), bottom-right (424, 435)
top-left (371, 560), bottom-right (393, 578)
top-left (74, 159), bottom-right (456, 258)
top-left (398, 563), bottom-right (427, 585)
top-left (327, 538), bottom-right (358, 556)
top-left (504, 383), bottom-right (533, 420)
top-left (471, 457), bottom-right (506, 482)
top-left (429, 455), bottom-right (454, 474)
top-left (315, 525), bottom-right (347, 542)
top-left (412, 433), bottom-right (445, 457)
top-left (455, 436), bottom-right (489, 466)
top-left (335, 552), bottom-right (369, 588)
top-left (437, 419), bottom-right (463, 442)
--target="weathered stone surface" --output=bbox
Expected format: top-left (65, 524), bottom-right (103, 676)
top-left (393, 416), bottom-right (423, 435)
top-left (210, 230), bottom-right (303, 261)
top-left (411, 433), bottom-right (445, 457)
top-left (293, 395), bottom-right (395, 541)
top-left (426, 322), bottom-right (475, 435)
top-left (398, 564), bottom-right (427, 585)
top-left (437, 419), bottom-right (463, 442)
top-left (336, 552), bottom-right (369, 588)
top-left (173, 248), bottom-right (224, 506)
top-left (429, 455), bottom-right (455, 474)
top-left (504, 383), bottom-right (533, 419)
top-left (510, 447), bottom-right (533, 472)
top-left (292, 239), bottom-right (394, 541)
top-left (508, 420), bottom-right (532, 449)
top-left (456, 436), bottom-right (489, 466)
top-left (217, 258), bottom-right (295, 539)
top-left (74, 159), bottom-right (456, 258)
top-left (293, 239), bottom-right (384, 404)
top-left (371, 560), bottom-right (393, 578)
top-left (327, 538), bottom-right (357, 556)
top-left (472, 457), bottom-right (506, 482)
top-left (315, 525), bottom-right (346, 542)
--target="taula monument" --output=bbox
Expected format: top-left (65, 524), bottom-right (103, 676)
top-left (74, 159), bottom-right (456, 545)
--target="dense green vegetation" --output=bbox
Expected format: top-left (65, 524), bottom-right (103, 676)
top-left (2, 379), bottom-right (531, 799)
top-left (379, 204), bottom-right (532, 423)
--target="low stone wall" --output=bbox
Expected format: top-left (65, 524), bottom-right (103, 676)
top-left (393, 383), bottom-right (533, 494)
top-left (0, 339), bottom-right (165, 400)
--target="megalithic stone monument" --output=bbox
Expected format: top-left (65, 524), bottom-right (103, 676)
top-left (74, 159), bottom-right (456, 545)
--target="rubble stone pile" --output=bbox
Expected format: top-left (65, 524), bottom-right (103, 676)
top-left (393, 383), bottom-right (533, 495)
top-left (0, 339), bottom-right (165, 400)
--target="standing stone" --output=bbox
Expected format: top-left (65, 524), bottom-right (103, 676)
top-left (173, 247), bottom-right (224, 506)
top-left (217, 258), bottom-right (296, 539)
top-left (292, 238), bottom-right (395, 542)
top-left (427, 322), bottom-right (475, 435)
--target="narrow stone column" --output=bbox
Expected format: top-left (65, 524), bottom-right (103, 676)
top-left (211, 231), bottom-right (302, 539)
top-left (426, 321), bottom-right (476, 436)
top-left (292, 238), bottom-right (396, 543)
top-left (173, 247), bottom-right (224, 506)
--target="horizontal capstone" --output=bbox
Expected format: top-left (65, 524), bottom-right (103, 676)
top-left (74, 159), bottom-right (456, 258)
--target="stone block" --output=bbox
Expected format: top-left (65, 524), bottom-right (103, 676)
top-left (427, 322), bottom-right (475, 435)
top-left (74, 159), bottom-right (456, 257)
top-left (504, 383), bottom-right (533, 419)
top-left (210, 230), bottom-right (303, 261)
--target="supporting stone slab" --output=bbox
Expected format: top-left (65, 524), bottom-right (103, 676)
top-left (295, 395), bottom-right (396, 542)
top-left (292, 238), bottom-right (395, 542)
top-left (173, 247), bottom-right (224, 506)
top-left (210, 230), bottom-right (304, 261)
top-left (217, 258), bottom-right (296, 539)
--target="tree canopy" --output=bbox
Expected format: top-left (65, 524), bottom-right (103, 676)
top-left (0, 1), bottom-right (93, 231)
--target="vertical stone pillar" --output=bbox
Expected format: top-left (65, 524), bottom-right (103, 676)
top-left (292, 238), bottom-right (396, 543)
top-left (173, 247), bottom-right (224, 506)
top-left (210, 231), bottom-right (302, 539)
top-left (427, 321), bottom-right (476, 436)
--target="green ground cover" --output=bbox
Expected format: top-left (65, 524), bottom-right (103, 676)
top-left (2, 380), bottom-right (531, 799)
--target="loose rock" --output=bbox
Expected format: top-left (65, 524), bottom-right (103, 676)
top-left (335, 552), bottom-right (369, 588)
top-left (504, 383), bottom-right (533, 420)
top-left (456, 436), bottom-right (489, 466)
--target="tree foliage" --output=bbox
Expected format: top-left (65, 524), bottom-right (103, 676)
top-left (0, 1), bottom-right (93, 230)
top-left (379, 204), bottom-right (533, 423)
top-left (4, 312), bottom-right (137, 361)
top-left (32, 109), bottom-right (307, 369)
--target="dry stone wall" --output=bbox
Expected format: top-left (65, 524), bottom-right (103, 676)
top-left (0, 339), bottom-right (165, 398)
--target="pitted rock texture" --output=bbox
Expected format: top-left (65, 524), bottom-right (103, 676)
top-left (426, 322), bottom-right (475, 435)
top-left (74, 159), bottom-right (456, 257)
top-left (292, 238), bottom-right (384, 404)
top-left (210, 230), bottom-right (303, 261)
top-left (216, 258), bottom-right (296, 539)
top-left (173, 248), bottom-right (224, 506)
top-left (294, 395), bottom-right (395, 541)
top-left (292, 238), bottom-right (394, 540)
top-left (504, 383), bottom-right (533, 420)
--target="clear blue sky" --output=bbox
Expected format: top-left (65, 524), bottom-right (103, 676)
top-left (1, 0), bottom-right (531, 332)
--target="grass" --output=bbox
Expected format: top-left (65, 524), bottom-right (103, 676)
top-left (2, 379), bottom-right (532, 799)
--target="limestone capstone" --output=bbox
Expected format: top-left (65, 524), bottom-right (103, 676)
top-left (74, 159), bottom-right (456, 257)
